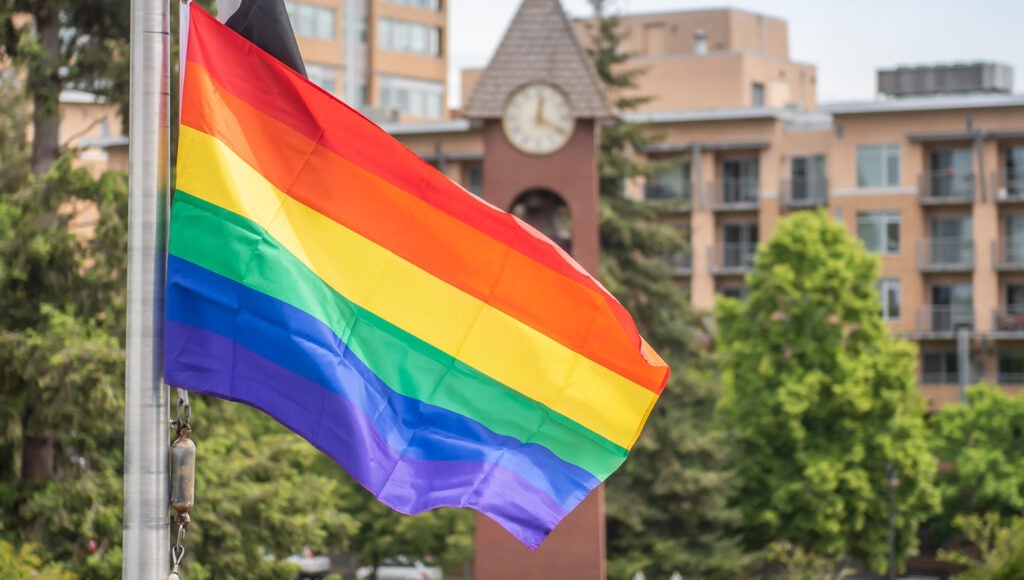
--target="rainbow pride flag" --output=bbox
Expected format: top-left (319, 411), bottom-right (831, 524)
top-left (165, 3), bottom-right (668, 549)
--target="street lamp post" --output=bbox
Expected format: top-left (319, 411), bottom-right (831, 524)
top-left (887, 463), bottom-right (900, 580)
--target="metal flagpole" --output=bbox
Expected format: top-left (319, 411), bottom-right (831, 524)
top-left (124, 0), bottom-right (170, 576)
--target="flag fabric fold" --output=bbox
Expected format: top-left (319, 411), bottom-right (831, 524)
top-left (166, 2), bottom-right (668, 549)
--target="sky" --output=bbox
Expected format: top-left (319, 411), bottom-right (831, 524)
top-left (447, 0), bottom-right (1024, 107)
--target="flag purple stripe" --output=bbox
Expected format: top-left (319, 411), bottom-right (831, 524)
top-left (166, 319), bottom-right (570, 548)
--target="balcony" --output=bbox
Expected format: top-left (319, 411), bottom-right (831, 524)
top-left (917, 238), bottom-right (974, 272)
top-left (664, 252), bottom-right (692, 276)
top-left (992, 306), bottom-right (1024, 336)
top-left (706, 178), bottom-right (759, 211)
top-left (918, 170), bottom-right (975, 205)
top-left (993, 238), bottom-right (1024, 271)
top-left (993, 171), bottom-right (1024, 203)
top-left (644, 181), bottom-right (694, 211)
top-left (781, 178), bottom-right (829, 209)
top-left (709, 242), bottom-right (757, 275)
top-left (915, 305), bottom-right (974, 336)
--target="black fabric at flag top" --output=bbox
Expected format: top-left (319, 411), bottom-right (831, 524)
top-left (225, 0), bottom-right (308, 78)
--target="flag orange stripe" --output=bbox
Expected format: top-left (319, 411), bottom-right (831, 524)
top-left (181, 61), bottom-right (668, 394)
top-left (182, 10), bottom-right (650, 373)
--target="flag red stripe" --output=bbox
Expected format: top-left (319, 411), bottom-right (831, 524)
top-left (182, 7), bottom-right (647, 362)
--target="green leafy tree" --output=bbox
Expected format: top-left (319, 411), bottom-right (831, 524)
top-left (0, 539), bottom-right (76, 579)
top-left (930, 383), bottom-right (1024, 543)
top-left (584, 2), bottom-right (745, 578)
top-left (939, 513), bottom-right (1024, 580)
top-left (341, 490), bottom-right (473, 578)
top-left (716, 210), bottom-right (940, 573)
top-left (175, 397), bottom-right (472, 579)
top-left (179, 399), bottom-right (358, 580)
top-left (763, 540), bottom-right (855, 580)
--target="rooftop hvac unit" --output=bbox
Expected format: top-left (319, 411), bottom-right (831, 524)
top-left (877, 62), bottom-right (1013, 97)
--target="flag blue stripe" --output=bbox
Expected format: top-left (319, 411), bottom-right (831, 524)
top-left (165, 255), bottom-right (599, 510)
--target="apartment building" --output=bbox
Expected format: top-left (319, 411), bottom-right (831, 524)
top-left (387, 7), bottom-right (1024, 410)
top-left (284, 0), bottom-right (448, 121)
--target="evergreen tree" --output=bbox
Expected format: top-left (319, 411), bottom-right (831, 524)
top-left (716, 211), bottom-right (940, 573)
top-left (584, 2), bottom-right (746, 577)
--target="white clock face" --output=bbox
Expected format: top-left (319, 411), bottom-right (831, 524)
top-left (501, 83), bottom-right (576, 155)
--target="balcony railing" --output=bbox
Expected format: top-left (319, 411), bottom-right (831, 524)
top-left (709, 242), bottom-right (757, 275)
top-left (781, 178), bottom-right (829, 208)
top-left (919, 170), bottom-right (975, 204)
top-left (993, 238), bottom-right (1024, 270)
top-left (917, 237), bottom-right (974, 271)
top-left (994, 171), bottom-right (1024, 203)
top-left (915, 305), bottom-right (974, 334)
top-left (992, 306), bottom-right (1024, 333)
top-left (706, 178), bottom-right (760, 210)
top-left (644, 181), bottom-right (694, 209)
top-left (664, 252), bottom-right (692, 276)
top-left (921, 369), bottom-right (983, 385)
top-left (997, 371), bottom-right (1024, 385)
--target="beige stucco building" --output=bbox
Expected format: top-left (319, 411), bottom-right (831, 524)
top-left (389, 7), bottom-right (1024, 411)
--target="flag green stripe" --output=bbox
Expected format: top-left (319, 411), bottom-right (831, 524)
top-left (169, 190), bottom-right (628, 479)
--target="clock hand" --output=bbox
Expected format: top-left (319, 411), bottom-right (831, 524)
top-left (538, 115), bottom-right (568, 135)
top-left (535, 96), bottom-right (544, 124)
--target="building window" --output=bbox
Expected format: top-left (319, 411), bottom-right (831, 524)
top-left (1005, 215), bottom-right (1024, 265)
top-left (378, 19), bottom-right (441, 56)
top-left (751, 82), bottom-right (765, 106)
top-left (878, 278), bottom-right (901, 320)
top-left (790, 155), bottom-right (827, 202)
top-left (856, 211), bottom-right (900, 254)
top-left (285, 1), bottom-right (335, 40)
top-left (929, 215), bottom-right (973, 266)
top-left (722, 223), bottom-right (758, 268)
top-left (856, 144), bottom-right (900, 188)
top-left (378, 75), bottom-right (444, 119)
top-left (383, 0), bottom-right (441, 9)
top-left (1004, 146), bottom-right (1024, 196)
top-left (646, 159), bottom-right (691, 200)
top-left (930, 283), bottom-right (973, 332)
top-left (922, 351), bottom-right (958, 384)
top-left (721, 157), bottom-right (759, 203)
top-left (929, 148), bottom-right (974, 198)
top-left (998, 352), bottom-right (1024, 384)
top-left (463, 164), bottom-right (483, 196)
top-left (305, 63), bottom-right (337, 93)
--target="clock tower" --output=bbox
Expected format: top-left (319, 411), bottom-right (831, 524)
top-left (462, 0), bottom-right (612, 577)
